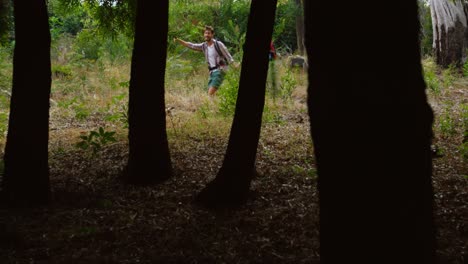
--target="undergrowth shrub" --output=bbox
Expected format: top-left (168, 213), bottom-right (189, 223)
top-left (217, 68), bottom-right (240, 116)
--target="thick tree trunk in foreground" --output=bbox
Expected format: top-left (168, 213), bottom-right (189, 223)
top-left (1, 0), bottom-right (51, 206)
top-left (196, 0), bottom-right (278, 208)
top-left (430, 0), bottom-right (468, 67)
top-left (305, 1), bottom-right (436, 262)
top-left (125, 0), bottom-right (172, 184)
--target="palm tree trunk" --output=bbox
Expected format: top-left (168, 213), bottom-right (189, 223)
top-left (196, 0), bottom-right (278, 208)
top-left (1, 0), bottom-right (51, 206)
top-left (304, 1), bottom-right (436, 262)
top-left (125, 0), bottom-right (172, 184)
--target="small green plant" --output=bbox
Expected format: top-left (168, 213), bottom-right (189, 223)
top-left (0, 111), bottom-right (8, 138)
top-left (105, 92), bottom-right (129, 128)
top-left (442, 65), bottom-right (456, 88)
top-left (197, 101), bottom-right (211, 119)
top-left (463, 59), bottom-right (468, 77)
top-left (459, 141), bottom-right (468, 160)
top-left (262, 103), bottom-right (284, 124)
top-left (424, 68), bottom-right (441, 94)
top-left (461, 103), bottom-right (468, 129)
top-left (218, 69), bottom-right (240, 117)
top-left (280, 68), bottom-right (297, 101)
top-left (51, 64), bottom-right (72, 78)
top-left (105, 105), bottom-right (128, 129)
top-left (73, 102), bottom-right (90, 121)
top-left (438, 111), bottom-right (456, 137)
top-left (75, 127), bottom-right (117, 155)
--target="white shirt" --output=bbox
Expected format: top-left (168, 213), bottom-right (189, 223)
top-left (207, 44), bottom-right (217, 68)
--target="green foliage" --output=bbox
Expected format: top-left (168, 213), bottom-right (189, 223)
top-left (55, 0), bottom-right (136, 38)
top-left (105, 92), bottom-right (129, 129)
top-left (197, 101), bottom-right (211, 119)
top-left (438, 106), bottom-right (456, 137)
top-left (100, 34), bottom-right (132, 63)
top-left (262, 103), bottom-right (284, 124)
top-left (274, 0), bottom-right (300, 54)
top-left (0, 0), bottom-right (13, 45)
top-left (57, 97), bottom-right (91, 121)
top-left (0, 111), bottom-right (8, 138)
top-left (73, 102), bottom-right (90, 121)
top-left (461, 103), bottom-right (468, 129)
top-left (52, 64), bottom-right (73, 78)
top-left (463, 59), bottom-right (468, 77)
top-left (422, 58), bottom-right (459, 95)
top-left (75, 127), bottom-right (117, 155)
top-left (217, 68), bottom-right (240, 116)
top-left (0, 47), bottom-right (11, 133)
top-left (279, 68), bottom-right (297, 101)
top-left (49, 0), bottom-right (86, 39)
top-left (0, 48), bottom-right (12, 88)
top-left (418, 0), bottom-right (433, 56)
top-left (217, 19), bottom-right (246, 58)
top-left (168, 0), bottom-right (249, 57)
top-left (424, 67), bottom-right (441, 94)
top-left (442, 65), bottom-right (456, 88)
top-left (73, 29), bottom-right (102, 60)
top-left (166, 54), bottom-right (201, 79)
top-left (216, 0), bottom-right (250, 55)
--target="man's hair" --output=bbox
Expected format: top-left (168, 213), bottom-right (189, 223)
top-left (204, 25), bottom-right (214, 34)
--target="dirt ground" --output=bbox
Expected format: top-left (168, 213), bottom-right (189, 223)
top-left (0, 111), bottom-right (466, 263)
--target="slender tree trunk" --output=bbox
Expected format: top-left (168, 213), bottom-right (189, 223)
top-left (430, 0), bottom-right (468, 67)
top-left (125, 0), bottom-right (172, 184)
top-left (295, 0), bottom-right (305, 56)
top-left (1, 0), bottom-right (51, 206)
top-left (304, 1), bottom-right (436, 262)
top-left (196, 0), bottom-right (278, 208)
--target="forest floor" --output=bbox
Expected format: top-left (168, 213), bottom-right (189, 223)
top-left (0, 61), bottom-right (467, 263)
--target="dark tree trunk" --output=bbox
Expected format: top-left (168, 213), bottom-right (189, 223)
top-left (1, 0), bottom-right (51, 206)
top-left (304, 1), bottom-right (436, 262)
top-left (430, 0), bottom-right (468, 68)
top-left (295, 0), bottom-right (305, 56)
top-left (196, 0), bottom-right (278, 208)
top-left (125, 0), bottom-right (172, 184)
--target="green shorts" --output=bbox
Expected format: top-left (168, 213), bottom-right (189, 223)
top-left (207, 69), bottom-right (226, 89)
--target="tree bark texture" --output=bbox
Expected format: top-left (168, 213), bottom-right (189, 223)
top-left (125, 0), bottom-right (172, 184)
top-left (304, 0), bottom-right (436, 262)
top-left (1, 0), bottom-right (51, 206)
top-left (430, 0), bottom-right (468, 67)
top-left (196, 0), bottom-right (278, 207)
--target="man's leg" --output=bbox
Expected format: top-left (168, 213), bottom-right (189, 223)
top-left (207, 70), bottom-right (225, 96)
top-left (208, 86), bottom-right (218, 96)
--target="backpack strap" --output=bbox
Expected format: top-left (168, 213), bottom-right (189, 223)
top-left (213, 39), bottom-right (229, 65)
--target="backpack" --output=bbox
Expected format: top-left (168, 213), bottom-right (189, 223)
top-left (203, 39), bottom-right (229, 67)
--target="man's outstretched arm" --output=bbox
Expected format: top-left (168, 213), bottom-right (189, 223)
top-left (174, 38), bottom-right (203, 51)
